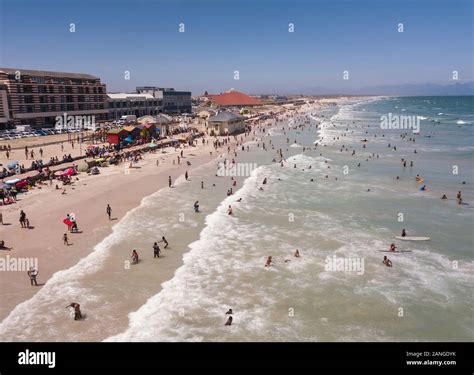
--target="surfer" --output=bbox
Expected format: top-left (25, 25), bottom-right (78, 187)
top-left (389, 243), bottom-right (397, 252)
top-left (265, 256), bottom-right (273, 267)
top-left (66, 302), bottom-right (82, 320)
top-left (383, 256), bottom-right (393, 268)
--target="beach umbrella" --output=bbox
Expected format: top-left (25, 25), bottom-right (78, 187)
top-left (7, 161), bottom-right (18, 169)
top-left (15, 180), bottom-right (28, 189)
top-left (62, 168), bottom-right (75, 176)
top-left (5, 178), bottom-right (20, 185)
top-left (77, 161), bottom-right (89, 172)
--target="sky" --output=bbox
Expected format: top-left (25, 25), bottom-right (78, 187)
top-left (0, 0), bottom-right (472, 95)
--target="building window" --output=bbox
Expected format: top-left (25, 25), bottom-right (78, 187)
top-left (24, 95), bottom-right (34, 104)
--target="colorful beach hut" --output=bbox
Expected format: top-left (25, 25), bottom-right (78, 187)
top-left (107, 128), bottom-right (128, 145)
top-left (123, 125), bottom-right (140, 139)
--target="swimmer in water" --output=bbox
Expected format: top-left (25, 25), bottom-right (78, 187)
top-left (383, 256), bottom-right (393, 268)
top-left (265, 256), bottom-right (273, 267)
top-left (225, 309), bottom-right (233, 315)
top-left (66, 302), bottom-right (82, 320)
top-left (294, 249), bottom-right (300, 257)
top-left (225, 316), bottom-right (233, 326)
top-left (401, 229), bottom-right (406, 237)
top-left (227, 205), bottom-right (233, 215)
top-left (441, 194), bottom-right (448, 200)
top-left (389, 243), bottom-right (397, 252)
top-left (131, 249), bottom-right (139, 263)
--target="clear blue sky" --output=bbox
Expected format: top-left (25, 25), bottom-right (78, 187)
top-left (0, 0), bottom-right (472, 94)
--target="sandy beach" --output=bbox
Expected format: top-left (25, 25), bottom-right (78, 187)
top-left (0, 133), bottom-right (245, 322)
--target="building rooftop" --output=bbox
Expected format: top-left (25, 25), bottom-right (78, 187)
top-left (207, 90), bottom-right (262, 106)
top-left (108, 93), bottom-right (155, 100)
top-left (0, 67), bottom-right (100, 80)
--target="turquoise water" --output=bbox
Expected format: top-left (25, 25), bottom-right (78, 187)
top-left (1, 97), bottom-right (473, 342)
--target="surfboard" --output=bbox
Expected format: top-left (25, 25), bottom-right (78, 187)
top-left (395, 236), bottom-right (430, 241)
top-left (379, 250), bottom-right (412, 253)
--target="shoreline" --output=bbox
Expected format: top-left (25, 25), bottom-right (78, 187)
top-left (0, 134), bottom-right (243, 322)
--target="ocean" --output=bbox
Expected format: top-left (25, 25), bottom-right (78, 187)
top-left (1, 96), bottom-right (473, 342)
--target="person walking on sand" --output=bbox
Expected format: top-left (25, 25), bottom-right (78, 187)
top-left (169, 176), bottom-right (172, 188)
top-left (194, 201), bottom-right (200, 212)
top-left (27, 267), bottom-right (38, 286)
top-left (106, 204), bottom-right (112, 220)
top-left (19, 210), bottom-right (26, 228)
top-left (201, 181), bottom-right (204, 189)
top-left (63, 233), bottom-right (69, 246)
top-left (66, 302), bottom-right (82, 320)
top-left (153, 242), bottom-right (161, 258)
top-left (185, 171), bottom-right (189, 181)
